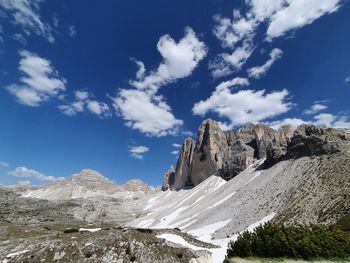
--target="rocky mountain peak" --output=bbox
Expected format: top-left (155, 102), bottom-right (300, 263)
top-left (75, 169), bottom-right (106, 179)
top-left (121, 179), bottom-right (152, 193)
top-left (164, 119), bottom-right (350, 191)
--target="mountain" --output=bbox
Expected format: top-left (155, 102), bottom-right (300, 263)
top-left (133, 119), bottom-right (350, 262)
top-left (22, 169), bottom-right (153, 200)
top-left (7, 119), bottom-right (350, 263)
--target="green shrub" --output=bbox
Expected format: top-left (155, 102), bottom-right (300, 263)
top-left (227, 223), bottom-right (350, 259)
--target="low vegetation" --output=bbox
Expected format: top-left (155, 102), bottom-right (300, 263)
top-left (226, 223), bottom-right (350, 260)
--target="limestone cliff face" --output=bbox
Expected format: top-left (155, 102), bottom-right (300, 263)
top-left (173, 138), bottom-right (195, 190)
top-left (190, 119), bottom-right (228, 185)
top-left (165, 118), bottom-right (350, 191)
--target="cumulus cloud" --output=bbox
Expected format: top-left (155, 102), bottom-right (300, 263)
top-left (267, 113), bottom-right (350, 130)
top-left (114, 27), bottom-right (205, 137)
top-left (7, 50), bottom-right (66, 106)
top-left (213, 10), bottom-right (256, 49)
top-left (0, 161), bottom-right (9, 168)
top-left (303, 103), bottom-right (328, 115)
top-left (130, 27), bottom-right (207, 92)
top-left (8, 166), bottom-right (64, 182)
top-left (209, 41), bottom-right (253, 78)
top-left (112, 89), bottom-right (183, 137)
top-left (266, 0), bottom-right (342, 40)
top-left (58, 90), bottom-right (111, 118)
top-left (210, 0), bottom-right (343, 77)
top-left (0, 0), bottom-right (54, 42)
top-left (267, 117), bottom-right (309, 130)
top-left (129, 146), bottom-right (150, 160)
top-left (172, 143), bottom-right (182, 148)
top-left (171, 150), bottom-right (179, 155)
top-left (247, 48), bottom-right (283, 79)
top-left (192, 78), bottom-right (292, 126)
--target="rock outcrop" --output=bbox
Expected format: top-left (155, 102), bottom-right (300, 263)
top-left (162, 166), bottom-right (175, 191)
top-left (265, 124), bottom-right (350, 167)
top-left (166, 119), bottom-right (350, 191)
top-left (190, 119), bottom-right (228, 185)
top-left (174, 138), bottom-right (195, 189)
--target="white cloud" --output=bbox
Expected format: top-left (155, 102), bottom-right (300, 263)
top-left (182, 130), bottom-right (194, 137)
top-left (130, 27), bottom-right (207, 92)
top-left (303, 103), bottom-right (328, 115)
top-left (213, 11), bottom-right (256, 49)
top-left (247, 48), bottom-right (283, 79)
top-left (59, 90), bottom-right (111, 118)
top-left (267, 117), bottom-right (309, 130)
top-left (0, 0), bottom-right (54, 42)
top-left (246, 0), bottom-right (285, 22)
top-left (8, 166), bottom-right (63, 182)
top-left (0, 161), bottom-right (9, 168)
top-left (332, 116), bottom-right (350, 128)
top-left (171, 150), bottom-right (179, 155)
top-left (114, 28), bottom-right (205, 137)
top-left (269, 113), bottom-right (350, 130)
top-left (112, 89), bottom-right (183, 137)
top-left (345, 76), bottom-right (350, 82)
top-left (209, 41), bottom-right (253, 78)
top-left (129, 146), bottom-right (150, 160)
top-left (211, 0), bottom-right (343, 78)
top-left (68, 25), bottom-right (77, 38)
top-left (7, 50), bottom-right (66, 106)
top-left (218, 121), bottom-right (235, 131)
top-left (313, 113), bottom-right (350, 128)
top-left (313, 113), bottom-right (337, 127)
top-left (172, 143), bottom-right (182, 148)
top-left (192, 79), bottom-right (292, 126)
top-left (266, 0), bottom-right (342, 40)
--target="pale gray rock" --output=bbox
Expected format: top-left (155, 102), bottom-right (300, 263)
top-left (222, 139), bottom-right (255, 180)
top-left (287, 124), bottom-right (349, 157)
top-left (190, 119), bottom-right (228, 185)
top-left (174, 138), bottom-right (195, 190)
top-left (162, 166), bottom-right (175, 191)
top-left (265, 124), bottom-right (295, 167)
top-left (121, 179), bottom-right (152, 193)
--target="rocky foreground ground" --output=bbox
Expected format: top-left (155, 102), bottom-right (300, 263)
top-left (0, 188), bottom-right (214, 263)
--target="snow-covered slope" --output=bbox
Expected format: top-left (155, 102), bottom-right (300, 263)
top-left (132, 151), bottom-right (350, 263)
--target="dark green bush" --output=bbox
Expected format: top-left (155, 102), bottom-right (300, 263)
top-left (227, 223), bottom-right (350, 259)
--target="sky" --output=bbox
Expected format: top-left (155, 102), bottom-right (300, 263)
top-left (0, 0), bottom-right (350, 186)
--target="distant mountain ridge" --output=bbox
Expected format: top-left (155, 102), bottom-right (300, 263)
top-left (22, 169), bottom-right (153, 200)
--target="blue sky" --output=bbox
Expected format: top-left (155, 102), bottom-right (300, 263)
top-left (0, 0), bottom-right (350, 186)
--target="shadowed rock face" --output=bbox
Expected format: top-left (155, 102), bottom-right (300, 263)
top-left (162, 166), bottom-right (175, 191)
top-left (265, 124), bottom-right (350, 167)
top-left (174, 138), bottom-right (195, 190)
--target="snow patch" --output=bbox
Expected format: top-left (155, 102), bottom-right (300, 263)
top-left (79, 227), bottom-right (101, 233)
top-left (156, 233), bottom-right (205, 251)
top-left (246, 213), bottom-right (276, 232)
top-left (207, 192), bottom-right (236, 209)
top-left (5, 250), bottom-right (30, 259)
